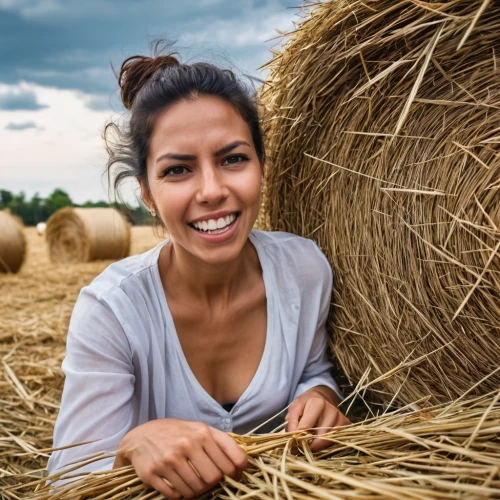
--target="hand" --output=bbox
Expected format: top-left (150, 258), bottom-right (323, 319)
top-left (113, 418), bottom-right (248, 499)
top-left (286, 386), bottom-right (351, 452)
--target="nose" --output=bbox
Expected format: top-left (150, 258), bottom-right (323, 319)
top-left (195, 164), bottom-right (228, 205)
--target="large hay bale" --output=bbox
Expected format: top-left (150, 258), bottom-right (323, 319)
top-left (0, 210), bottom-right (26, 273)
top-left (46, 207), bottom-right (131, 263)
top-left (261, 0), bottom-right (500, 406)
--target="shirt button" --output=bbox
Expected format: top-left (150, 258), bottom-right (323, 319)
top-left (293, 304), bottom-right (300, 311)
top-left (224, 417), bottom-right (231, 425)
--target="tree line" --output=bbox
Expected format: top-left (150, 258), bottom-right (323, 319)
top-left (0, 188), bottom-right (153, 226)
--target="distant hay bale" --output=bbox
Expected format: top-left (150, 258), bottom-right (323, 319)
top-left (261, 0), bottom-right (500, 406)
top-left (0, 210), bottom-right (26, 273)
top-left (36, 222), bottom-right (47, 236)
top-left (46, 207), bottom-right (131, 263)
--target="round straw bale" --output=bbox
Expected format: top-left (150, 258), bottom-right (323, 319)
top-left (0, 210), bottom-right (26, 273)
top-left (46, 207), bottom-right (131, 263)
top-left (261, 0), bottom-right (500, 405)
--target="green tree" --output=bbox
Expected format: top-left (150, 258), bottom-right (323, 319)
top-left (0, 188), bottom-right (153, 226)
top-left (24, 192), bottom-right (43, 226)
top-left (7, 191), bottom-right (27, 221)
top-left (81, 200), bottom-right (108, 208)
top-left (0, 190), bottom-right (13, 208)
top-left (44, 189), bottom-right (73, 215)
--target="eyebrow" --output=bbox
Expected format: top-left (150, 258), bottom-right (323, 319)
top-left (155, 140), bottom-right (251, 164)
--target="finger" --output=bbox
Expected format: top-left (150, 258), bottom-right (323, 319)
top-left (161, 467), bottom-right (196, 499)
top-left (209, 427), bottom-right (248, 472)
top-left (174, 458), bottom-right (208, 495)
top-left (336, 413), bottom-right (352, 427)
top-left (147, 475), bottom-right (181, 500)
top-left (112, 451), bottom-right (130, 469)
top-left (314, 407), bottom-right (339, 434)
top-left (286, 398), bottom-right (306, 432)
top-left (296, 398), bottom-right (326, 431)
top-left (198, 440), bottom-right (237, 481)
top-left (187, 446), bottom-right (225, 486)
top-left (341, 414), bottom-right (352, 426)
top-left (310, 411), bottom-right (351, 452)
top-left (309, 408), bottom-right (338, 452)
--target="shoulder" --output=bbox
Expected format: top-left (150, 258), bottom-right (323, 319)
top-left (69, 240), bottom-right (167, 340)
top-left (82, 240), bottom-right (166, 303)
top-left (250, 229), bottom-right (330, 269)
top-left (250, 230), bottom-right (332, 289)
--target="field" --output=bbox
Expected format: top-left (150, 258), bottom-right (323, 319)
top-left (2, 228), bottom-right (500, 499)
top-left (0, 227), bottom-right (164, 477)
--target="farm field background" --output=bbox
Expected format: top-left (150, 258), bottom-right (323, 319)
top-left (0, 226), bottom-right (165, 477)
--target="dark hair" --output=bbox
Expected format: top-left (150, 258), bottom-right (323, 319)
top-left (104, 42), bottom-right (266, 205)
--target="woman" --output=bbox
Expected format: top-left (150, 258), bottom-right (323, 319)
top-left (47, 47), bottom-right (350, 499)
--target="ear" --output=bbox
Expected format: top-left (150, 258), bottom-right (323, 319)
top-left (138, 178), bottom-right (154, 213)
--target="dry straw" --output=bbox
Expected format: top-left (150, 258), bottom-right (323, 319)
top-left (45, 207), bottom-right (131, 263)
top-left (4, 391), bottom-right (500, 499)
top-left (260, 0), bottom-right (500, 406)
top-left (0, 210), bottom-right (26, 273)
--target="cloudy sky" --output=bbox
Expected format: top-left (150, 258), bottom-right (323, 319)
top-left (0, 0), bottom-right (302, 205)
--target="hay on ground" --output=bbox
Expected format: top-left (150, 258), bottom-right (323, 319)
top-left (4, 391), bottom-right (500, 499)
top-left (45, 207), bottom-right (131, 263)
top-left (261, 0), bottom-right (500, 407)
top-left (0, 210), bottom-right (26, 273)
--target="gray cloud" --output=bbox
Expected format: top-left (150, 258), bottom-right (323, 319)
top-left (0, 0), bottom-right (295, 95)
top-left (5, 120), bottom-right (39, 130)
top-left (0, 88), bottom-right (48, 110)
top-left (85, 96), bottom-right (112, 111)
top-left (78, 91), bottom-right (125, 111)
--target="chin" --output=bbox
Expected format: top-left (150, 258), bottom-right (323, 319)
top-left (193, 235), bottom-right (248, 264)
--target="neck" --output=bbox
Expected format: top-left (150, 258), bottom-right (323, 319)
top-left (161, 238), bottom-right (252, 306)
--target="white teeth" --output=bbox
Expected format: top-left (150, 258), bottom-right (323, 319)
top-left (192, 213), bottom-right (238, 233)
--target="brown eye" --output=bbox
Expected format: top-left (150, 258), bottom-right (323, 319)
top-left (222, 154), bottom-right (248, 166)
top-left (164, 166), bottom-right (189, 176)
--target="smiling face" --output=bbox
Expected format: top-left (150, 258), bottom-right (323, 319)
top-left (141, 94), bottom-right (263, 265)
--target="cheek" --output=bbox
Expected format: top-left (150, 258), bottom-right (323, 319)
top-left (152, 184), bottom-right (189, 221)
top-left (234, 168), bottom-right (262, 203)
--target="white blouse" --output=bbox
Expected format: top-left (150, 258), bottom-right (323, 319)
top-left (47, 230), bottom-right (342, 475)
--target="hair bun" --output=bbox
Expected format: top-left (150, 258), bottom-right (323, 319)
top-left (118, 54), bottom-right (179, 110)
